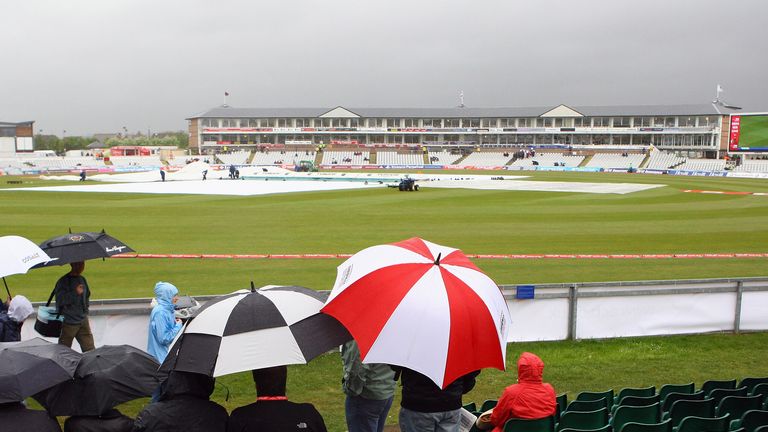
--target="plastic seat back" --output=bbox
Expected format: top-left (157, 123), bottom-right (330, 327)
top-left (577, 390), bottom-right (615, 411)
top-left (481, 399), bottom-right (498, 412)
top-left (752, 383), bottom-right (768, 400)
top-left (557, 408), bottom-right (609, 432)
top-left (560, 426), bottom-right (611, 432)
top-left (701, 379), bottom-right (737, 396)
top-left (612, 403), bottom-right (661, 432)
top-left (716, 395), bottom-right (763, 420)
top-left (666, 398), bottom-right (716, 428)
top-left (659, 383), bottom-right (695, 403)
top-left (735, 410), bottom-right (768, 432)
top-left (568, 398), bottom-right (609, 412)
top-left (463, 402), bottom-right (477, 412)
top-left (676, 414), bottom-right (730, 432)
top-left (620, 395), bottom-right (662, 409)
top-left (557, 394), bottom-right (568, 421)
top-left (710, 387), bottom-right (748, 405)
top-left (619, 419), bottom-right (672, 432)
top-left (739, 378), bottom-right (768, 394)
top-left (662, 391), bottom-right (705, 412)
top-left (616, 387), bottom-right (656, 406)
top-left (503, 415), bottom-right (556, 432)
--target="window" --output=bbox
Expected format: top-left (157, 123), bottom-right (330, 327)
top-left (221, 119), bottom-right (236, 127)
top-left (665, 117), bottom-right (675, 127)
top-left (678, 117), bottom-right (695, 127)
top-left (481, 118), bottom-right (496, 127)
top-left (368, 118), bottom-right (383, 127)
top-left (202, 119), bottom-right (216, 128)
top-left (592, 117), bottom-right (611, 127)
top-left (404, 118), bottom-right (419, 128)
top-left (278, 119), bottom-right (289, 128)
top-left (573, 135), bottom-right (591, 145)
top-left (443, 134), bottom-right (460, 143)
top-left (332, 118), bottom-right (348, 128)
top-left (369, 134), bottom-right (385, 144)
top-left (518, 118), bottom-right (531, 127)
top-left (592, 134), bottom-right (609, 145)
top-left (613, 117), bottom-right (630, 128)
top-left (536, 118), bottom-right (553, 127)
top-left (295, 118), bottom-right (306, 128)
top-left (634, 117), bottom-right (652, 127)
top-left (697, 116), bottom-right (715, 128)
top-left (321, 118), bottom-right (331, 127)
top-left (387, 135), bottom-right (402, 144)
top-left (261, 119), bottom-right (275, 127)
top-left (444, 118), bottom-right (460, 128)
top-left (575, 117), bottom-right (591, 127)
top-left (612, 135), bottom-right (630, 145)
top-left (464, 119), bottom-right (480, 128)
top-left (535, 134), bottom-right (552, 144)
top-left (386, 118), bottom-right (401, 128)
top-left (499, 118), bottom-right (514, 127)
top-left (633, 135), bottom-right (652, 145)
top-left (480, 134), bottom-right (497, 144)
top-left (349, 119), bottom-right (359, 128)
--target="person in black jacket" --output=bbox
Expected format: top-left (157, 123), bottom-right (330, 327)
top-left (0, 402), bottom-right (61, 432)
top-left (227, 366), bottom-right (327, 432)
top-left (55, 261), bottom-right (95, 352)
top-left (132, 371), bottom-right (228, 432)
top-left (393, 367), bottom-right (480, 432)
top-left (65, 409), bottom-right (134, 432)
top-left (0, 295), bottom-right (34, 342)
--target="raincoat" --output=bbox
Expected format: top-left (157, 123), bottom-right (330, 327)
top-left (132, 371), bottom-right (228, 432)
top-left (0, 295), bottom-right (34, 342)
top-left (147, 282), bottom-right (182, 363)
top-left (489, 352), bottom-right (556, 431)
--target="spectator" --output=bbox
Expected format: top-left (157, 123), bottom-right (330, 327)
top-left (227, 365), bottom-right (327, 432)
top-left (132, 371), bottom-right (228, 432)
top-left (393, 366), bottom-right (479, 432)
top-left (56, 261), bottom-right (95, 352)
top-left (0, 295), bottom-right (34, 342)
top-left (342, 340), bottom-right (396, 432)
top-left (64, 408), bottom-right (134, 432)
top-left (147, 282), bottom-right (183, 364)
top-left (0, 402), bottom-right (61, 431)
top-left (482, 352), bottom-right (556, 431)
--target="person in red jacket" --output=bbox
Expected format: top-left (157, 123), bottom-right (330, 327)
top-left (485, 352), bottom-right (556, 431)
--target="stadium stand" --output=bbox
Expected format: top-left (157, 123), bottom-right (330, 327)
top-left (109, 156), bottom-right (163, 167)
top-left (644, 152), bottom-right (685, 170)
top-left (427, 150), bottom-right (461, 165)
top-left (509, 153), bottom-right (584, 168)
top-left (166, 155), bottom-right (203, 166)
top-left (250, 150), bottom-right (314, 165)
top-left (585, 153), bottom-right (645, 169)
top-left (320, 150), bottom-right (370, 165)
top-left (376, 151), bottom-right (424, 166)
top-left (215, 151), bottom-right (250, 165)
top-left (732, 160), bottom-right (768, 173)
top-left (457, 151), bottom-right (512, 167)
top-left (676, 158), bottom-right (727, 172)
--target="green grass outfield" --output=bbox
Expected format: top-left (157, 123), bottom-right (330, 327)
top-left (2, 170), bottom-right (768, 428)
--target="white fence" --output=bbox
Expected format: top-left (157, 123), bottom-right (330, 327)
top-left (21, 277), bottom-right (768, 351)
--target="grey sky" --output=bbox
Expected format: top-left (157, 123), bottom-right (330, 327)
top-left (2, 0), bottom-right (767, 136)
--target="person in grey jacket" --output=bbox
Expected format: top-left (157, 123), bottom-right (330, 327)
top-left (55, 261), bottom-right (94, 351)
top-left (342, 340), bottom-right (396, 432)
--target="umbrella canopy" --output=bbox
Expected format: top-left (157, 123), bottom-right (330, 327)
top-left (0, 338), bottom-right (81, 403)
top-left (161, 285), bottom-right (351, 377)
top-left (34, 230), bottom-right (134, 268)
top-left (321, 237), bottom-right (511, 389)
top-left (34, 345), bottom-right (160, 416)
top-left (0, 235), bottom-right (53, 296)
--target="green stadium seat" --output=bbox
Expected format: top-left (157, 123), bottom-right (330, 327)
top-left (620, 419), bottom-right (672, 432)
top-left (568, 399), bottom-right (609, 412)
top-left (754, 426), bottom-right (768, 432)
top-left (739, 378), bottom-right (768, 394)
top-left (717, 396), bottom-right (764, 422)
top-left (481, 399), bottom-right (499, 412)
top-left (751, 384), bottom-right (768, 401)
top-left (675, 414), bottom-right (730, 432)
top-left (503, 415), bottom-right (556, 432)
top-left (616, 387), bottom-right (656, 406)
top-left (611, 403), bottom-right (661, 432)
top-left (702, 380), bottom-right (738, 397)
top-left (614, 395), bottom-right (662, 415)
top-left (663, 398), bottom-right (716, 428)
top-left (560, 425), bottom-right (612, 432)
top-left (663, 391), bottom-right (705, 413)
top-left (463, 402), bottom-right (477, 412)
top-left (729, 410), bottom-right (768, 432)
top-left (659, 384), bottom-right (695, 404)
top-left (557, 394), bottom-right (569, 421)
top-left (577, 390), bottom-right (615, 411)
top-left (558, 408), bottom-right (609, 432)
top-left (710, 388), bottom-right (750, 405)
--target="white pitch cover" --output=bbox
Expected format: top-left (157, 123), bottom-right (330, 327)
top-left (213, 327), bottom-right (304, 377)
top-left (364, 266), bottom-right (451, 388)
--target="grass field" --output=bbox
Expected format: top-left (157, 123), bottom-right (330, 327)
top-left (740, 115), bottom-right (768, 150)
top-left (2, 170), bottom-right (768, 429)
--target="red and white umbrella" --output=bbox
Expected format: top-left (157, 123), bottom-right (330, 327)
top-left (321, 237), bottom-right (511, 389)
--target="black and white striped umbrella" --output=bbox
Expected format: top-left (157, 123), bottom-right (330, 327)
top-left (161, 285), bottom-right (351, 377)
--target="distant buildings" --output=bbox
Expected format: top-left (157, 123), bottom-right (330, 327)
top-left (0, 120), bottom-right (34, 157)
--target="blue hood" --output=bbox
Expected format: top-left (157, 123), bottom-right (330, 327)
top-left (154, 282), bottom-right (179, 309)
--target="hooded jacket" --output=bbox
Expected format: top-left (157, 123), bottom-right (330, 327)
top-left (132, 371), bottom-right (228, 432)
top-left (0, 296), bottom-right (33, 342)
top-left (489, 352), bottom-right (556, 431)
top-left (147, 282), bottom-right (183, 363)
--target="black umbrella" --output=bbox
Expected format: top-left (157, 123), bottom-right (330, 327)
top-left (34, 230), bottom-right (134, 268)
top-left (34, 345), bottom-right (160, 416)
top-left (0, 338), bottom-right (81, 403)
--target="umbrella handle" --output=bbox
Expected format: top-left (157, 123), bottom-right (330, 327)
top-left (2, 277), bottom-right (10, 300)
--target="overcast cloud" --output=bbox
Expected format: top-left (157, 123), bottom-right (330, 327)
top-left (1, 0), bottom-right (767, 136)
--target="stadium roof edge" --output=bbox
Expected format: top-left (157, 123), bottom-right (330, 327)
top-left (186, 103), bottom-right (744, 119)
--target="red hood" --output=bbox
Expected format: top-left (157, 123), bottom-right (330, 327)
top-left (517, 352), bottom-right (545, 384)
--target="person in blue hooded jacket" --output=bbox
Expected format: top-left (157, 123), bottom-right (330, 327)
top-left (147, 281), bottom-right (183, 364)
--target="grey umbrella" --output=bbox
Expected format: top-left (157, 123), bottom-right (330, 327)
top-left (0, 338), bottom-right (81, 403)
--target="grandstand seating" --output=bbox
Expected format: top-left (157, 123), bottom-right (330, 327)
top-left (109, 156), bottom-right (162, 167)
top-left (250, 150), bottom-right (311, 165)
top-left (503, 416), bottom-right (556, 432)
top-left (644, 152), bottom-right (685, 170)
top-left (456, 151), bottom-right (512, 167)
top-left (509, 153), bottom-right (584, 168)
top-left (676, 414), bottom-right (730, 432)
top-left (717, 396), bottom-right (764, 422)
top-left (427, 150), bottom-right (462, 165)
top-left (0, 156), bottom-right (105, 171)
top-left (585, 153), bottom-right (645, 169)
top-left (320, 150), bottom-right (370, 165)
top-left (558, 408), bottom-right (610, 431)
top-left (577, 390), bottom-right (615, 411)
top-left (376, 151), bottom-right (424, 166)
top-left (166, 155), bottom-right (203, 166)
top-left (676, 158), bottom-right (726, 171)
top-left (215, 151), bottom-right (250, 165)
top-left (732, 160), bottom-right (768, 173)
top-left (658, 383), bottom-right (695, 404)
top-left (616, 387), bottom-right (657, 406)
top-left (611, 403), bottom-right (661, 432)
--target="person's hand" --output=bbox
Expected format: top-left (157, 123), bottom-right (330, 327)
top-left (175, 318), bottom-right (182, 324)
